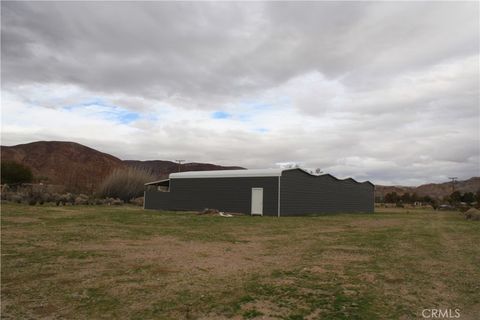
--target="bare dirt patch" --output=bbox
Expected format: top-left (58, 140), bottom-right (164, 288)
top-left (321, 250), bottom-right (370, 264)
top-left (358, 273), bottom-right (376, 283)
top-left (348, 218), bottom-right (403, 229)
top-left (309, 266), bottom-right (328, 274)
top-left (242, 300), bottom-right (291, 319)
top-left (78, 236), bottom-right (305, 277)
top-left (3, 216), bottom-right (40, 223)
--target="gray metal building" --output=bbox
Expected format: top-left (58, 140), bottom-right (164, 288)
top-left (144, 168), bottom-right (374, 216)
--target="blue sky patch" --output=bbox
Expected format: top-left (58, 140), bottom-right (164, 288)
top-left (63, 98), bottom-right (106, 110)
top-left (63, 98), bottom-right (140, 124)
top-left (211, 111), bottom-right (231, 119)
top-left (117, 111), bottom-right (140, 124)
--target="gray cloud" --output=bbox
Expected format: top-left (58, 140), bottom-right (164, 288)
top-left (3, 2), bottom-right (477, 103)
top-left (1, 1), bottom-right (479, 185)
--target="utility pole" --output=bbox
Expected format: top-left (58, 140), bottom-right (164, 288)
top-left (175, 160), bottom-right (185, 172)
top-left (448, 177), bottom-right (458, 192)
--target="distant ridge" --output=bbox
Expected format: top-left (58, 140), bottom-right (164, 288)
top-left (375, 177), bottom-right (480, 199)
top-left (124, 160), bottom-right (244, 179)
top-left (1, 141), bottom-right (244, 192)
top-left (1, 141), bottom-right (125, 192)
top-left (1, 140), bottom-right (478, 198)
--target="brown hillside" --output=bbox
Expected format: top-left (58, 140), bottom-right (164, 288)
top-left (124, 160), bottom-right (244, 179)
top-left (415, 177), bottom-right (480, 198)
top-left (375, 177), bottom-right (480, 199)
top-left (1, 141), bottom-right (244, 193)
top-left (1, 141), bottom-right (124, 192)
top-left (2, 140), bottom-right (477, 198)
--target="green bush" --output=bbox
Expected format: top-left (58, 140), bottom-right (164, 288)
top-left (98, 167), bottom-right (155, 202)
top-left (1, 161), bottom-right (33, 184)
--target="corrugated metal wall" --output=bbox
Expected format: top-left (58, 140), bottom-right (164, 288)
top-left (280, 170), bottom-right (374, 215)
top-left (144, 169), bottom-right (374, 215)
top-left (144, 190), bottom-right (171, 210)
top-left (145, 177), bottom-right (279, 216)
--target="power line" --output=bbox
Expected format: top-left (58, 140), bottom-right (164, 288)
top-left (448, 177), bottom-right (458, 192)
top-left (175, 160), bottom-right (185, 172)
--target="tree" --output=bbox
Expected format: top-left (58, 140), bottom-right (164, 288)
top-left (1, 161), bottom-right (33, 184)
top-left (385, 192), bottom-right (399, 203)
top-left (411, 193), bottom-right (419, 203)
top-left (450, 191), bottom-right (462, 204)
top-left (461, 192), bottom-right (475, 204)
top-left (401, 192), bottom-right (411, 203)
top-left (443, 195), bottom-right (451, 204)
top-left (421, 195), bottom-right (438, 209)
top-left (422, 195), bottom-right (433, 204)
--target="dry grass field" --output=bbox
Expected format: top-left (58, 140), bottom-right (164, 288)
top-left (1, 203), bottom-right (479, 319)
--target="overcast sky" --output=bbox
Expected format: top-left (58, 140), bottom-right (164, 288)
top-left (1, 1), bottom-right (479, 185)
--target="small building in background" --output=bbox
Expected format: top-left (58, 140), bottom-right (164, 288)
top-left (144, 168), bottom-right (374, 216)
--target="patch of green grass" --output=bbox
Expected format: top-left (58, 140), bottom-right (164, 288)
top-left (285, 314), bottom-right (305, 320)
top-left (243, 309), bottom-right (264, 319)
top-left (76, 287), bottom-right (122, 316)
top-left (2, 203), bottom-right (479, 319)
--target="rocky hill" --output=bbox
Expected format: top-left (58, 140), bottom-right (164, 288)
top-left (1, 141), bottom-right (244, 192)
top-left (1, 141), bottom-right (125, 192)
top-left (2, 141), bottom-right (478, 197)
top-left (375, 177), bottom-right (480, 199)
top-left (124, 160), bottom-right (244, 179)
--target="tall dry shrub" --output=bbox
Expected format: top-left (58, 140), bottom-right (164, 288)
top-left (98, 167), bottom-right (155, 202)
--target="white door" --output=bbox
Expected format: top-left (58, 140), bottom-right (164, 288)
top-left (251, 188), bottom-right (263, 215)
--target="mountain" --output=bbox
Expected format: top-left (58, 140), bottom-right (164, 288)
top-left (375, 177), bottom-right (480, 200)
top-left (124, 160), bottom-right (244, 179)
top-left (1, 141), bottom-right (244, 192)
top-left (1, 141), bottom-right (125, 192)
top-left (2, 141), bottom-right (478, 198)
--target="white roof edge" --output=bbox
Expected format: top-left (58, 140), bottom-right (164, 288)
top-left (144, 179), bottom-right (170, 185)
top-left (169, 168), bottom-right (283, 179)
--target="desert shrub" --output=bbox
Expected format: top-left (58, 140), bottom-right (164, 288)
top-left (55, 193), bottom-right (75, 206)
top-left (1, 191), bottom-right (8, 201)
top-left (130, 197), bottom-right (144, 206)
top-left (464, 208), bottom-right (480, 221)
top-left (75, 194), bottom-right (90, 205)
top-left (64, 193), bottom-right (75, 205)
top-left (53, 193), bottom-right (65, 206)
top-left (103, 197), bottom-right (123, 205)
top-left (104, 197), bottom-right (115, 205)
top-left (22, 188), bottom-right (43, 205)
top-left (30, 192), bottom-right (52, 205)
top-left (1, 161), bottom-right (33, 184)
top-left (92, 198), bottom-right (106, 205)
top-left (98, 167), bottom-right (155, 202)
top-left (6, 193), bottom-right (23, 203)
top-left (111, 198), bottom-right (124, 205)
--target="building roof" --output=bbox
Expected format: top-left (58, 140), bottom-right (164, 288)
top-left (169, 168), bottom-right (283, 179)
top-left (165, 168), bottom-right (373, 185)
top-left (144, 179), bottom-right (170, 186)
